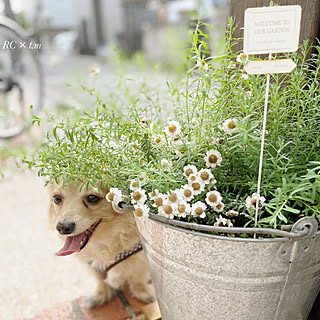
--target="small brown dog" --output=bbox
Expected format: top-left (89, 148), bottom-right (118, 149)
top-left (48, 182), bottom-right (155, 308)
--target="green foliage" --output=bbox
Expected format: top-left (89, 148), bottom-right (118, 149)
top-left (27, 21), bottom-right (320, 230)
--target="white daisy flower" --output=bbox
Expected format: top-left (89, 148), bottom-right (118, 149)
top-left (205, 191), bottom-right (222, 207)
top-left (241, 73), bottom-right (249, 80)
top-left (176, 201), bottom-right (191, 218)
top-left (90, 66), bottom-right (100, 75)
top-left (187, 173), bottom-right (199, 185)
top-left (198, 169), bottom-right (213, 184)
top-left (131, 189), bottom-right (147, 205)
top-left (191, 201), bottom-right (207, 219)
top-left (208, 137), bottom-right (224, 145)
top-left (167, 189), bottom-right (182, 204)
top-left (246, 193), bottom-right (266, 211)
top-left (222, 119), bottom-right (237, 135)
top-left (148, 189), bottom-right (159, 200)
top-left (244, 91), bottom-right (252, 98)
top-left (236, 52), bottom-right (248, 64)
top-left (190, 181), bottom-right (205, 195)
top-left (191, 118), bottom-right (199, 126)
top-left (154, 136), bottom-right (162, 144)
top-left (106, 188), bottom-right (122, 204)
top-left (161, 158), bottom-right (171, 171)
top-left (172, 137), bottom-right (184, 147)
top-left (181, 185), bottom-right (194, 202)
top-left (152, 193), bottom-right (167, 208)
top-left (164, 120), bottom-right (181, 138)
top-left (172, 137), bottom-right (184, 157)
top-left (226, 210), bottom-right (239, 218)
top-left (204, 150), bottom-right (222, 168)
top-left (209, 177), bottom-right (217, 186)
top-left (133, 204), bottom-right (149, 219)
top-left (159, 203), bottom-right (177, 219)
top-left (129, 180), bottom-right (138, 191)
top-left (214, 215), bottom-right (233, 227)
top-left (129, 177), bottom-right (145, 191)
top-left (137, 176), bottom-right (146, 186)
top-left (213, 202), bottom-right (225, 213)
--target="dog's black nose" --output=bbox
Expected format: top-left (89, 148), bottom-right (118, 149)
top-left (56, 222), bottom-right (76, 235)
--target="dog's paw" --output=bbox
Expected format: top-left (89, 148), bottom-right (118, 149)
top-left (85, 294), bottom-right (109, 308)
top-left (130, 282), bottom-right (155, 303)
top-left (85, 283), bottom-right (116, 308)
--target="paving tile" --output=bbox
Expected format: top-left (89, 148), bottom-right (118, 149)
top-left (76, 295), bottom-right (129, 320)
top-left (32, 300), bottom-right (77, 320)
top-left (27, 284), bottom-right (149, 320)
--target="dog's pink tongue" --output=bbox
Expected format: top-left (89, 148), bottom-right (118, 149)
top-left (56, 234), bottom-right (83, 256)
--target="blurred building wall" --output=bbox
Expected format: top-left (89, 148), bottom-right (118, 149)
top-left (100, 0), bottom-right (123, 45)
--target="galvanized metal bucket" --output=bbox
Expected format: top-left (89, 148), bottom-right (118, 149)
top-left (134, 214), bottom-right (320, 320)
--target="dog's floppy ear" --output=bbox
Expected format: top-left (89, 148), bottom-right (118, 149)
top-left (47, 183), bottom-right (57, 230)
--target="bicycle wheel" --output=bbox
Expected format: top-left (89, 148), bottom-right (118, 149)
top-left (0, 16), bottom-right (43, 139)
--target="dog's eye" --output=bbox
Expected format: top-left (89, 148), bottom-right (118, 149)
top-left (53, 195), bottom-right (62, 204)
top-left (87, 195), bottom-right (101, 204)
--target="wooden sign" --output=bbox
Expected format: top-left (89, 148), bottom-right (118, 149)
top-left (244, 59), bottom-right (296, 75)
top-left (244, 5), bottom-right (301, 54)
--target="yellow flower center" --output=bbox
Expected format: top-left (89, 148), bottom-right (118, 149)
top-left (155, 197), bottom-right (163, 207)
top-left (240, 53), bottom-right (247, 60)
top-left (192, 182), bottom-right (201, 191)
top-left (168, 192), bottom-right (178, 203)
top-left (133, 191), bottom-right (142, 201)
top-left (184, 189), bottom-right (192, 197)
top-left (108, 192), bottom-right (115, 201)
top-left (190, 175), bottom-right (196, 181)
top-left (200, 171), bottom-right (209, 181)
top-left (208, 193), bottom-right (218, 203)
top-left (135, 208), bottom-right (143, 217)
top-left (195, 207), bottom-right (204, 215)
top-left (168, 124), bottom-right (177, 133)
top-left (209, 154), bottom-right (218, 164)
top-left (164, 205), bottom-right (173, 215)
top-left (155, 138), bottom-right (161, 143)
top-left (131, 181), bottom-right (137, 188)
top-left (227, 121), bottom-right (236, 129)
top-left (185, 168), bottom-right (193, 176)
top-left (178, 204), bottom-right (186, 213)
top-left (216, 203), bottom-right (223, 210)
top-left (251, 199), bottom-right (257, 207)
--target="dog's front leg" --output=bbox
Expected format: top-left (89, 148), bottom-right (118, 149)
top-left (85, 263), bottom-right (116, 308)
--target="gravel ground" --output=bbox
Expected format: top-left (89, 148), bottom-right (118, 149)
top-left (0, 171), bottom-right (94, 319)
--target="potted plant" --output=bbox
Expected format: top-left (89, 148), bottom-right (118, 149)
top-left (29, 22), bottom-right (320, 319)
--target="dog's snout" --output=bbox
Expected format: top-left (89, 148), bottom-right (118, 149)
top-left (56, 222), bottom-right (76, 235)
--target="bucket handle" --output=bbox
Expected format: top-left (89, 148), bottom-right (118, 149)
top-left (119, 202), bottom-right (318, 239)
top-left (147, 214), bottom-right (318, 239)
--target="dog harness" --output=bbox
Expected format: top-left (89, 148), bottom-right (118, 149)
top-left (89, 242), bottom-right (143, 276)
